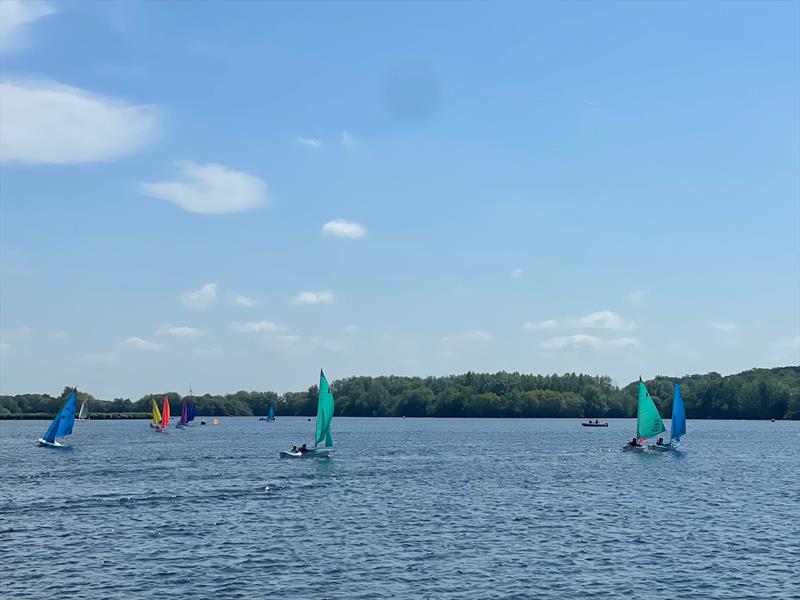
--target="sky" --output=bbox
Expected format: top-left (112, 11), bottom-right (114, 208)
top-left (1, 0), bottom-right (798, 399)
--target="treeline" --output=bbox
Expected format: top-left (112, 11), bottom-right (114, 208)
top-left (1, 367), bottom-right (798, 420)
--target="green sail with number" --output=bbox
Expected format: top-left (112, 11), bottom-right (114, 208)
top-left (315, 370), bottom-right (334, 449)
top-left (636, 379), bottom-right (666, 440)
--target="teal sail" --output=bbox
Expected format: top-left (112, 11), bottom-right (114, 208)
top-left (670, 383), bottom-right (686, 442)
top-left (42, 389), bottom-right (78, 443)
top-left (314, 370), bottom-right (334, 448)
top-left (267, 404), bottom-right (275, 421)
top-left (636, 379), bottom-right (665, 440)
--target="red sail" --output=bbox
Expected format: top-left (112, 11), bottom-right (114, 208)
top-left (161, 395), bottom-right (170, 430)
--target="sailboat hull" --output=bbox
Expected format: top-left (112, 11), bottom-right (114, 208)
top-left (279, 448), bottom-right (333, 459)
top-left (647, 443), bottom-right (679, 452)
top-left (37, 438), bottom-right (63, 448)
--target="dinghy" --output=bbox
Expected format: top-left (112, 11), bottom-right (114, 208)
top-left (622, 379), bottom-right (665, 452)
top-left (37, 388), bottom-right (78, 447)
top-left (175, 398), bottom-right (189, 429)
top-left (259, 404), bottom-right (276, 421)
top-left (582, 420), bottom-right (607, 427)
top-left (649, 383), bottom-right (686, 451)
top-left (150, 398), bottom-right (162, 430)
top-left (158, 394), bottom-right (170, 432)
top-left (77, 400), bottom-right (89, 421)
top-left (280, 370), bottom-right (334, 459)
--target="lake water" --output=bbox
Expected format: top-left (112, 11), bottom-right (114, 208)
top-left (1, 418), bottom-right (798, 599)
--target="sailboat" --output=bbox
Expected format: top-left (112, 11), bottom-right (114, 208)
top-left (649, 383), bottom-right (686, 451)
top-left (37, 388), bottom-right (78, 447)
top-left (150, 398), bottom-right (162, 430)
top-left (77, 400), bottom-right (89, 421)
top-left (176, 398), bottom-right (189, 429)
top-left (259, 403), bottom-right (276, 421)
top-left (622, 378), bottom-right (666, 452)
top-left (280, 370), bottom-right (334, 459)
top-left (159, 394), bottom-right (171, 432)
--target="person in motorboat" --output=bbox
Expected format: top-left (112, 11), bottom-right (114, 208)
top-left (626, 437), bottom-right (641, 448)
top-left (595, 419), bottom-right (599, 424)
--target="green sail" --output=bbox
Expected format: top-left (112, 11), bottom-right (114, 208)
top-left (636, 379), bottom-right (666, 440)
top-left (315, 370), bottom-right (334, 448)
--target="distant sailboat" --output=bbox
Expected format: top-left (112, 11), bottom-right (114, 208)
top-left (176, 398), bottom-right (189, 429)
top-left (649, 383), bottom-right (686, 451)
top-left (623, 378), bottom-right (665, 452)
top-left (160, 395), bottom-right (170, 432)
top-left (77, 400), bottom-right (89, 421)
top-left (280, 370), bottom-right (334, 459)
top-left (150, 399), bottom-right (161, 430)
top-left (259, 403), bottom-right (276, 421)
top-left (38, 388), bottom-right (78, 447)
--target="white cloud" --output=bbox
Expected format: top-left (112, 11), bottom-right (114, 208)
top-left (322, 219), bottom-right (367, 239)
top-left (181, 283), bottom-right (217, 309)
top-left (627, 289), bottom-right (647, 304)
top-left (523, 320), bottom-right (558, 332)
top-left (344, 325), bottom-right (360, 333)
top-left (541, 334), bottom-right (639, 350)
top-left (0, 0), bottom-right (56, 53)
top-left (341, 131), bottom-right (354, 147)
top-left (789, 336), bottom-right (800, 349)
top-left (0, 81), bottom-right (158, 164)
top-left (296, 137), bottom-right (321, 149)
top-left (233, 295), bottom-right (255, 307)
top-left (708, 321), bottom-right (737, 332)
top-left (511, 268), bottom-right (524, 279)
top-left (122, 337), bottom-right (162, 352)
top-left (576, 310), bottom-right (632, 330)
top-left (158, 326), bottom-right (205, 338)
top-left (140, 161), bottom-right (267, 214)
top-left (231, 321), bottom-right (286, 334)
top-left (291, 290), bottom-right (335, 305)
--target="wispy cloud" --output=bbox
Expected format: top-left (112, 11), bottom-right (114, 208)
top-left (0, 0), bottom-right (57, 53)
top-left (231, 321), bottom-right (286, 334)
top-left (140, 161), bottom-right (267, 214)
top-left (439, 329), bottom-right (491, 358)
top-left (522, 320), bottom-right (558, 332)
top-left (341, 131), bottom-right (354, 147)
top-left (1, 81), bottom-right (158, 164)
top-left (296, 137), bottom-right (321, 149)
top-left (122, 337), bottom-right (162, 351)
top-left (181, 283), bottom-right (217, 309)
top-left (511, 268), bottom-right (524, 279)
top-left (0, 341), bottom-right (11, 354)
top-left (158, 325), bottom-right (205, 338)
top-left (575, 310), bottom-right (633, 330)
top-left (708, 321), bottom-right (737, 332)
top-left (322, 219), bottom-right (367, 239)
top-left (627, 289), bottom-right (647, 304)
top-left (233, 294), bottom-right (255, 307)
top-left (541, 334), bottom-right (639, 350)
top-left (291, 290), bottom-right (335, 305)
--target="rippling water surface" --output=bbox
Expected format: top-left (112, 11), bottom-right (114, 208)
top-left (2, 418), bottom-right (798, 599)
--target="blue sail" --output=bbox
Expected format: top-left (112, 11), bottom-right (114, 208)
top-left (187, 404), bottom-right (196, 422)
top-left (43, 390), bottom-right (78, 442)
top-left (267, 404), bottom-right (275, 421)
top-left (670, 383), bottom-right (686, 441)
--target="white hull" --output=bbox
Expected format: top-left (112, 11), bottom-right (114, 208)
top-left (279, 448), bottom-right (333, 459)
top-left (37, 438), bottom-right (63, 448)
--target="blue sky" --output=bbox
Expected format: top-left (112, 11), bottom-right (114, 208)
top-left (1, 0), bottom-right (798, 398)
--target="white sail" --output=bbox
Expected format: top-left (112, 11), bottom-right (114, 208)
top-left (78, 400), bottom-right (88, 420)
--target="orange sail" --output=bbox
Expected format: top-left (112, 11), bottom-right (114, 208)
top-left (161, 395), bottom-right (170, 430)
